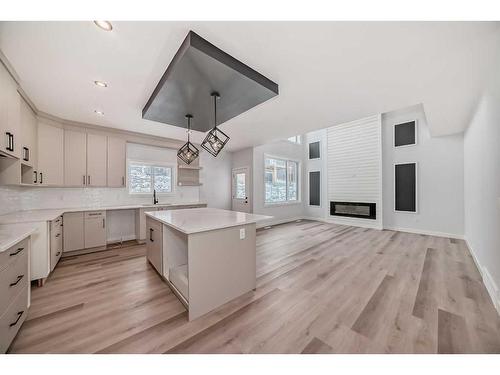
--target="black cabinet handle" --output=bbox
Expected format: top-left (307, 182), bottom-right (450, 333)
top-left (5, 132), bottom-right (14, 152)
top-left (9, 275), bottom-right (24, 287)
top-left (149, 228), bottom-right (154, 242)
top-left (9, 311), bottom-right (24, 327)
top-left (83, 175), bottom-right (86, 185)
top-left (40, 172), bottom-right (43, 184)
top-left (102, 218), bottom-right (105, 228)
top-left (56, 251), bottom-right (61, 256)
top-left (34, 170), bottom-right (37, 183)
top-left (55, 233), bottom-right (60, 237)
top-left (9, 247), bottom-right (24, 256)
top-left (23, 147), bottom-right (29, 161)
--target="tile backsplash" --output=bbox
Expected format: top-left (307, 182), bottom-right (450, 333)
top-left (0, 186), bottom-right (200, 216)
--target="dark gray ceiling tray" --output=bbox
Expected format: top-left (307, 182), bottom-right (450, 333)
top-left (142, 31), bottom-right (279, 132)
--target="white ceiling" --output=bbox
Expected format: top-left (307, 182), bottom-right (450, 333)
top-left (0, 21), bottom-right (499, 150)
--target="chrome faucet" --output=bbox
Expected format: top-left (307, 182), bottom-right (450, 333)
top-left (153, 189), bottom-right (159, 205)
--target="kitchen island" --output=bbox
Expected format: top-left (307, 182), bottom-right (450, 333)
top-left (145, 208), bottom-right (271, 320)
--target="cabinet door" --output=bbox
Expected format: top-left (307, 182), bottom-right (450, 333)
top-left (19, 98), bottom-right (37, 168)
top-left (84, 211), bottom-right (107, 248)
top-left (0, 65), bottom-right (21, 158)
top-left (64, 130), bottom-right (87, 186)
top-left (86, 133), bottom-right (107, 186)
top-left (107, 137), bottom-right (126, 187)
top-left (63, 212), bottom-right (84, 252)
top-left (37, 122), bottom-right (64, 185)
top-left (146, 217), bottom-right (162, 274)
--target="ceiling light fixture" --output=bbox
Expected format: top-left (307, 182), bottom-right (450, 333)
top-left (94, 80), bottom-right (108, 88)
top-left (94, 21), bottom-right (113, 31)
top-left (201, 92), bottom-right (230, 157)
top-left (177, 115), bottom-right (199, 165)
top-left (94, 110), bottom-right (104, 116)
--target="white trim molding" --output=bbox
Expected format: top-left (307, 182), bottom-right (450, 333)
top-left (465, 239), bottom-right (500, 315)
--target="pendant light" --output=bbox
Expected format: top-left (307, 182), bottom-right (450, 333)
top-left (177, 114), bottom-right (199, 165)
top-left (201, 92), bottom-right (230, 157)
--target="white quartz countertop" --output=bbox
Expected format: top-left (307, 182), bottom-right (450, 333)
top-left (0, 202), bottom-right (207, 224)
top-left (145, 208), bottom-right (272, 234)
top-left (0, 224), bottom-right (37, 253)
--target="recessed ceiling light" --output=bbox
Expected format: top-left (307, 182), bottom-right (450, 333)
top-left (94, 110), bottom-right (104, 116)
top-left (94, 21), bottom-right (113, 31)
top-left (94, 80), bottom-right (108, 88)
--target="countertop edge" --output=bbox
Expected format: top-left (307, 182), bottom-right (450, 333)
top-left (0, 224), bottom-right (37, 253)
top-left (145, 209), bottom-right (272, 235)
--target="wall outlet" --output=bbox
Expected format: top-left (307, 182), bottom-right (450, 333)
top-left (239, 228), bottom-right (246, 240)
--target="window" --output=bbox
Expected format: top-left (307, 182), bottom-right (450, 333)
top-left (235, 173), bottom-right (246, 199)
top-left (128, 162), bottom-right (173, 194)
top-left (394, 120), bottom-right (417, 147)
top-left (265, 157), bottom-right (299, 204)
top-left (394, 163), bottom-right (417, 212)
top-left (309, 171), bottom-right (320, 206)
top-left (309, 141), bottom-right (320, 159)
top-left (287, 135), bottom-right (301, 144)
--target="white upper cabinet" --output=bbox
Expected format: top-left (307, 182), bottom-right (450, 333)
top-left (0, 63), bottom-right (21, 159)
top-left (37, 121), bottom-right (64, 186)
top-left (64, 129), bottom-right (87, 186)
top-left (19, 97), bottom-right (37, 167)
top-left (86, 133), bottom-right (107, 187)
top-left (107, 136), bottom-right (126, 187)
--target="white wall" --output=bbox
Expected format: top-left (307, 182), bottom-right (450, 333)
top-left (464, 73), bottom-right (500, 312)
top-left (382, 104), bottom-right (464, 237)
top-left (199, 150), bottom-right (232, 210)
top-left (303, 129), bottom-right (328, 220)
top-left (327, 115), bottom-right (383, 229)
top-left (252, 140), bottom-right (305, 225)
top-left (231, 147), bottom-right (254, 212)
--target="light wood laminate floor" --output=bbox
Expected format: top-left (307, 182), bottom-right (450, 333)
top-left (9, 221), bottom-right (500, 353)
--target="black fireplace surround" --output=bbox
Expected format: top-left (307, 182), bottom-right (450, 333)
top-left (330, 201), bottom-right (376, 220)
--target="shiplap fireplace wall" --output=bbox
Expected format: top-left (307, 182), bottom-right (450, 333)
top-left (326, 114), bottom-right (382, 229)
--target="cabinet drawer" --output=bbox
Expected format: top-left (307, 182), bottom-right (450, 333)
top-left (50, 216), bottom-right (63, 231)
top-left (0, 286), bottom-right (28, 353)
top-left (0, 238), bottom-right (28, 272)
top-left (84, 211), bottom-right (105, 218)
top-left (0, 250), bottom-right (28, 316)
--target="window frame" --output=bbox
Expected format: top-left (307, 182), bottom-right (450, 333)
top-left (308, 141), bottom-right (321, 160)
top-left (393, 120), bottom-right (418, 148)
top-left (393, 162), bottom-right (418, 214)
top-left (263, 154), bottom-right (301, 206)
top-left (127, 159), bottom-right (176, 196)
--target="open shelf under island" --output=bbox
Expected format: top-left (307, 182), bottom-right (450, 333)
top-left (145, 208), bottom-right (271, 320)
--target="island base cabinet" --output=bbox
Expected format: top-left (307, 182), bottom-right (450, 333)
top-left (146, 217), bottom-right (163, 275)
top-left (187, 223), bottom-right (256, 321)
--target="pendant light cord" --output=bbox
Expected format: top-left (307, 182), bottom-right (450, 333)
top-left (213, 94), bottom-right (217, 130)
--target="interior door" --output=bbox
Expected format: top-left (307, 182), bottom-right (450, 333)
top-left (232, 167), bottom-right (251, 213)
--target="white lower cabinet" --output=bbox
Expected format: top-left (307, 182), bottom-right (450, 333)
top-left (50, 216), bottom-right (63, 271)
top-left (0, 237), bottom-right (30, 353)
top-left (84, 211), bottom-right (107, 249)
top-left (63, 212), bottom-right (84, 252)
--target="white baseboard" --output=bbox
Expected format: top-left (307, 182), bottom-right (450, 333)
top-left (384, 226), bottom-right (464, 240)
top-left (256, 216), bottom-right (305, 229)
top-left (107, 234), bottom-right (137, 244)
top-left (465, 239), bottom-right (500, 315)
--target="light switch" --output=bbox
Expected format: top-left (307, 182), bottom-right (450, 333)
top-left (239, 228), bottom-right (246, 240)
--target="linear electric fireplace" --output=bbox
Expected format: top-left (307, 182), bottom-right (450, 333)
top-left (330, 201), bottom-right (376, 220)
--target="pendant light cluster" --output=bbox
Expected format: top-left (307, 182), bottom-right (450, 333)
top-left (177, 114), bottom-right (199, 165)
top-left (177, 92), bottom-right (230, 164)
